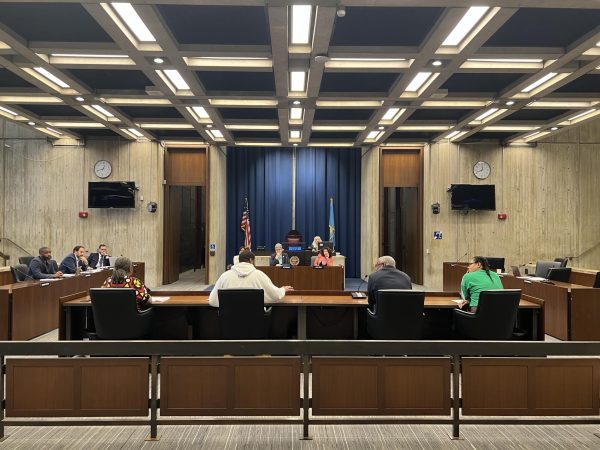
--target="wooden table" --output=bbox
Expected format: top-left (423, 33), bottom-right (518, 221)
top-left (258, 266), bottom-right (344, 290)
top-left (443, 262), bottom-right (599, 340)
top-left (62, 291), bottom-right (541, 341)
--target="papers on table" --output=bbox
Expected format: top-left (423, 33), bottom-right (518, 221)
top-left (62, 274), bottom-right (76, 278)
top-left (39, 278), bottom-right (59, 282)
top-left (518, 276), bottom-right (546, 282)
top-left (150, 296), bottom-right (170, 303)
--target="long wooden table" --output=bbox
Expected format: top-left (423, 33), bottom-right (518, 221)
top-left (443, 262), bottom-right (600, 340)
top-left (0, 262), bottom-right (145, 341)
top-left (258, 266), bottom-right (344, 290)
top-left (62, 290), bottom-right (541, 341)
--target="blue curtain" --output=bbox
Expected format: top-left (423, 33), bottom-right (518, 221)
top-left (295, 147), bottom-right (361, 277)
top-left (226, 147), bottom-right (293, 263)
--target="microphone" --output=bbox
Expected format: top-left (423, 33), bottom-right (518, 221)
top-left (456, 252), bottom-right (468, 262)
top-left (352, 275), bottom-right (368, 299)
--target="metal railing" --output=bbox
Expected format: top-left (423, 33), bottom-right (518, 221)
top-left (1, 340), bottom-right (600, 442)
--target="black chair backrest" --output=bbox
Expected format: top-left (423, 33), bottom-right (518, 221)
top-left (546, 267), bottom-right (572, 282)
top-left (218, 289), bottom-right (268, 339)
top-left (10, 264), bottom-right (30, 282)
top-left (554, 257), bottom-right (568, 267)
top-left (484, 257), bottom-right (505, 272)
top-left (89, 288), bottom-right (153, 339)
top-left (473, 289), bottom-right (521, 340)
top-left (368, 289), bottom-right (425, 340)
top-left (535, 260), bottom-right (561, 278)
top-left (18, 256), bottom-right (34, 266)
top-left (50, 259), bottom-right (59, 272)
top-left (594, 272), bottom-right (600, 289)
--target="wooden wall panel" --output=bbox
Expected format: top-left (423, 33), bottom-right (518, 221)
top-left (166, 148), bottom-right (206, 186)
top-left (570, 288), bottom-right (600, 340)
top-left (462, 358), bottom-right (600, 416)
top-left (208, 145), bottom-right (227, 284)
top-left (360, 146), bottom-right (380, 279)
top-left (382, 149), bottom-right (420, 187)
top-left (312, 357), bottom-right (451, 415)
top-left (160, 357), bottom-right (301, 416)
top-left (6, 358), bottom-right (149, 417)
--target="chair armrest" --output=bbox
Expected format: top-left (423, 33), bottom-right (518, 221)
top-left (367, 308), bottom-right (376, 318)
top-left (453, 309), bottom-right (475, 318)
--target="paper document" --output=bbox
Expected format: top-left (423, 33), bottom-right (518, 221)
top-left (520, 276), bottom-right (546, 281)
top-left (62, 274), bottom-right (76, 278)
top-left (151, 296), bottom-right (170, 303)
top-left (39, 278), bottom-right (59, 282)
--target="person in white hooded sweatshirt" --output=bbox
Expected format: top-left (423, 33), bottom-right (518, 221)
top-left (209, 250), bottom-right (294, 307)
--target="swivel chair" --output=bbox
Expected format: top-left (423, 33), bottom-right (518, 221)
top-left (546, 267), bottom-right (572, 282)
top-left (534, 260), bottom-right (561, 278)
top-left (10, 264), bottom-right (30, 282)
top-left (89, 288), bottom-right (153, 339)
top-left (367, 290), bottom-right (425, 340)
top-left (218, 289), bottom-right (270, 339)
top-left (453, 289), bottom-right (521, 340)
top-left (18, 256), bottom-right (34, 266)
top-left (554, 257), bottom-right (568, 268)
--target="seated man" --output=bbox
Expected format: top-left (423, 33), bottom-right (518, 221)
top-left (269, 243), bottom-right (289, 266)
top-left (58, 245), bottom-right (89, 274)
top-left (367, 255), bottom-right (412, 312)
top-left (209, 250), bottom-right (293, 307)
top-left (28, 246), bottom-right (63, 279)
top-left (88, 243), bottom-right (110, 268)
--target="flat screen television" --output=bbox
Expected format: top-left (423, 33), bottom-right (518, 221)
top-left (88, 181), bottom-right (136, 208)
top-left (450, 184), bottom-right (495, 211)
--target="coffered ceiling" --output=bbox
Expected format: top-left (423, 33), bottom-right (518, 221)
top-left (0, 1), bottom-right (599, 147)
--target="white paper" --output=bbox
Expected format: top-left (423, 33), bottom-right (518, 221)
top-left (150, 296), bottom-right (170, 303)
top-left (39, 278), bottom-right (59, 282)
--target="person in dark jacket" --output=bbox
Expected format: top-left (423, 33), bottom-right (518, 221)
top-left (28, 247), bottom-right (63, 279)
top-left (367, 255), bottom-right (412, 312)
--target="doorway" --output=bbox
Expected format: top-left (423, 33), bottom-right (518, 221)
top-left (380, 148), bottom-right (423, 284)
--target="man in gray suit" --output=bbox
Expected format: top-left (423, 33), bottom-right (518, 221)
top-left (367, 256), bottom-right (412, 312)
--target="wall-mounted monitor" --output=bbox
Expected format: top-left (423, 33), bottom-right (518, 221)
top-left (88, 181), bottom-right (136, 208)
top-left (450, 184), bottom-right (496, 211)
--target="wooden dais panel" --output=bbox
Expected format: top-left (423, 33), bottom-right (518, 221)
top-left (160, 357), bottom-right (301, 416)
top-left (312, 357), bottom-right (451, 415)
top-left (6, 358), bottom-right (149, 417)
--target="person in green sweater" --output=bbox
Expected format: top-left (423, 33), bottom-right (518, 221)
top-left (459, 256), bottom-right (504, 312)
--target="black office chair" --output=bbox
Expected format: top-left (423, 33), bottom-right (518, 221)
top-left (547, 267), bottom-right (572, 282)
top-left (18, 256), bottom-right (34, 266)
top-left (453, 289), bottom-right (521, 340)
top-left (534, 260), bottom-right (561, 278)
top-left (484, 257), bottom-right (505, 273)
top-left (554, 257), bottom-right (568, 268)
top-left (10, 264), bottom-right (30, 282)
top-left (218, 289), bottom-right (270, 339)
top-left (89, 288), bottom-right (153, 339)
top-left (594, 272), bottom-right (600, 289)
top-left (50, 259), bottom-right (59, 272)
top-left (367, 290), bottom-right (425, 339)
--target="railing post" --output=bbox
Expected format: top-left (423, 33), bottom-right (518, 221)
top-left (451, 354), bottom-right (461, 440)
top-left (146, 355), bottom-right (160, 441)
top-left (300, 353), bottom-right (312, 440)
top-left (0, 355), bottom-right (5, 441)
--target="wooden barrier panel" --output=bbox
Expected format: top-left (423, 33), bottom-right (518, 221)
top-left (570, 288), bottom-right (600, 340)
top-left (312, 357), bottom-right (451, 415)
top-left (462, 358), bottom-right (600, 416)
top-left (5, 358), bottom-right (149, 417)
top-left (160, 357), bottom-right (301, 416)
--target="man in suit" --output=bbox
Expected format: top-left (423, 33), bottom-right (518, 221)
top-left (269, 243), bottom-right (289, 266)
top-left (88, 243), bottom-right (110, 268)
top-left (58, 245), bottom-right (89, 274)
top-left (367, 255), bottom-right (412, 312)
top-left (28, 246), bottom-right (63, 279)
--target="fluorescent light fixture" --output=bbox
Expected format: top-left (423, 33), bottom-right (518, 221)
top-left (421, 100), bottom-right (489, 107)
top-left (35, 127), bottom-right (64, 138)
top-left (208, 98), bottom-right (278, 107)
top-left (442, 7), bottom-right (489, 46)
top-left (396, 125), bottom-right (451, 131)
top-left (551, 126), bottom-right (559, 131)
top-left (184, 56), bottom-right (272, 68)
top-left (445, 130), bottom-right (461, 139)
top-left (153, 57), bottom-right (164, 64)
top-left (432, 60), bottom-right (442, 66)
top-left (46, 127), bottom-right (63, 135)
top-left (224, 124), bottom-right (278, 131)
top-left (405, 72), bottom-right (432, 92)
top-left (125, 128), bottom-right (143, 137)
top-left (316, 100), bottom-right (382, 107)
top-left (528, 100), bottom-right (598, 108)
top-left (474, 108), bottom-right (499, 121)
top-left (51, 53), bottom-right (128, 58)
top-left (290, 71), bottom-right (307, 92)
top-left (483, 125), bottom-right (540, 131)
top-left (307, 142), bottom-right (354, 147)
top-left (290, 107), bottom-right (303, 120)
top-left (325, 58), bottom-right (411, 69)
top-left (521, 72), bottom-right (557, 93)
top-left (111, 2), bottom-right (156, 42)
top-left (0, 95), bottom-right (62, 103)
top-left (208, 129), bottom-right (224, 139)
top-left (0, 105), bottom-right (18, 116)
top-left (523, 131), bottom-right (551, 142)
top-left (505, 100), bottom-right (515, 106)
top-left (382, 107), bottom-right (400, 120)
top-left (27, 121), bottom-right (36, 126)
top-left (312, 125), bottom-right (366, 131)
top-left (568, 108), bottom-right (597, 121)
top-left (192, 106), bottom-right (209, 118)
top-left (162, 69), bottom-right (190, 90)
top-left (467, 58), bottom-right (543, 63)
top-left (91, 104), bottom-right (114, 117)
top-left (291, 5), bottom-right (312, 44)
top-left (290, 130), bottom-right (301, 139)
top-left (235, 141), bottom-right (281, 147)
top-left (161, 140), bottom-right (207, 148)
top-left (46, 121), bottom-right (105, 128)
top-left (448, 131), bottom-right (468, 141)
top-left (75, 97), bottom-right (85, 102)
top-left (138, 123), bottom-right (193, 129)
top-left (366, 130), bottom-right (384, 140)
top-left (33, 67), bottom-right (70, 88)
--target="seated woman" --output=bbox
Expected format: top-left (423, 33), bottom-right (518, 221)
top-left (459, 256), bottom-right (503, 313)
top-left (101, 256), bottom-right (150, 311)
top-left (310, 236), bottom-right (322, 252)
top-left (313, 247), bottom-right (334, 267)
top-left (269, 243), bottom-right (289, 266)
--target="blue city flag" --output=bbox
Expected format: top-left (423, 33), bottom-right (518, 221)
top-left (328, 197), bottom-right (335, 249)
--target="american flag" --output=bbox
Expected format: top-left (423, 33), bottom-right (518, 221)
top-left (240, 196), bottom-right (251, 250)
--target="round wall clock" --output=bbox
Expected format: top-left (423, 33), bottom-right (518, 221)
top-left (94, 160), bottom-right (112, 179)
top-left (473, 161), bottom-right (491, 180)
